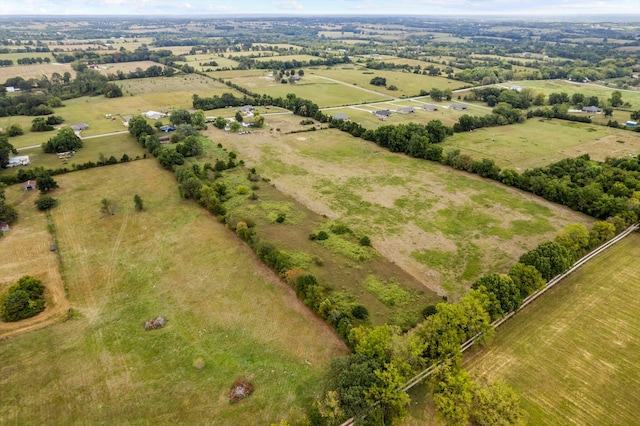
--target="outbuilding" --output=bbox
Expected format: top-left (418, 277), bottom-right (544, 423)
top-left (582, 106), bottom-right (601, 113)
top-left (396, 106), bottom-right (415, 114)
top-left (332, 113), bottom-right (349, 120)
top-left (23, 180), bottom-right (37, 191)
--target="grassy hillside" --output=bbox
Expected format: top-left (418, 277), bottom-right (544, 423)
top-left (0, 159), bottom-right (347, 424)
top-left (464, 232), bottom-right (640, 425)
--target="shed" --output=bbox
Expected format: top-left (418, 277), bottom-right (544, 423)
top-left (333, 113), bottom-right (349, 120)
top-left (582, 106), bottom-right (601, 113)
top-left (0, 222), bottom-right (9, 232)
top-left (422, 104), bottom-right (438, 111)
top-left (449, 104), bottom-right (468, 110)
top-left (626, 121), bottom-right (637, 128)
top-left (159, 136), bottom-right (171, 143)
top-left (374, 109), bottom-right (392, 118)
top-left (22, 180), bottom-right (37, 191)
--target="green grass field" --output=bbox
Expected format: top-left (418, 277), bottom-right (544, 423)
top-left (464, 232), bottom-right (640, 425)
top-left (0, 159), bottom-right (347, 424)
top-left (229, 73), bottom-right (390, 108)
top-left (0, 51), bottom-right (55, 62)
top-left (442, 118), bottom-right (640, 170)
top-left (306, 67), bottom-right (467, 98)
top-left (207, 117), bottom-right (592, 298)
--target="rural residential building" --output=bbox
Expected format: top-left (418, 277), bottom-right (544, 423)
top-left (23, 180), bottom-right (37, 191)
top-left (422, 104), bottom-right (438, 111)
top-left (449, 104), bottom-right (468, 110)
top-left (582, 106), bottom-right (601, 113)
top-left (160, 125), bottom-right (176, 132)
top-left (142, 111), bottom-right (167, 120)
top-left (7, 155), bottom-right (30, 167)
top-left (374, 109), bottom-right (392, 119)
top-left (397, 106), bottom-right (415, 114)
top-left (241, 105), bottom-right (255, 114)
top-left (332, 113), bottom-right (349, 120)
top-left (71, 123), bottom-right (89, 131)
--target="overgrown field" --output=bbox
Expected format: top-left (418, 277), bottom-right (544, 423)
top-left (0, 160), bottom-right (346, 424)
top-left (205, 116), bottom-right (592, 298)
top-left (442, 118), bottom-right (640, 170)
top-left (464, 232), bottom-right (640, 425)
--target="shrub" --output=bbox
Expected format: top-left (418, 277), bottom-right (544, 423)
top-left (316, 230), bottom-right (329, 240)
top-left (0, 275), bottom-right (45, 322)
top-left (351, 304), bottom-right (369, 320)
top-left (359, 236), bottom-right (371, 246)
top-left (330, 223), bottom-right (351, 235)
top-left (275, 213), bottom-right (286, 223)
top-left (34, 195), bottom-right (58, 211)
top-left (236, 185), bottom-right (249, 195)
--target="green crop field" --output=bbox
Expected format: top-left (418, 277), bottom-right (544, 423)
top-left (464, 232), bottom-right (640, 425)
top-left (207, 117), bottom-right (592, 298)
top-left (442, 118), bottom-right (640, 170)
top-left (306, 67), bottom-right (467, 98)
top-left (229, 73), bottom-right (390, 107)
top-left (0, 159), bottom-right (347, 424)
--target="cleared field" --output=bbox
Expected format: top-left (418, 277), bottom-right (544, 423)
top-left (0, 62), bottom-right (75, 81)
top-left (306, 67), bottom-right (468, 98)
top-left (442, 118), bottom-right (640, 170)
top-left (210, 117), bottom-right (592, 298)
top-left (229, 74), bottom-right (389, 108)
top-left (508, 79), bottom-right (640, 110)
top-left (254, 54), bottom-right (324, 63)
top-left (0, 185), bottom-right (69, 338)
top-left (2, 133), bottom-right (146, 173)
top-left (92, 61), bottom-right (163, 76)
top-left (464, 232), bottom-right (640, 425)
top-left (325, 101), bottom-right (491, 128)
top-left (178, 54), bottom-right (239, 69)
top-left (0, 51), bottom-right (55, 62)
top-left (0, 159), bottom-right (346, 424)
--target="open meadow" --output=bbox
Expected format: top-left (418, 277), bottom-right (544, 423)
top-left (228, 73), bottom-right (390, 108)
top-left (0, 159), bottom-right (347, 424)
top-left (442, 118), bottom-right (640, 170)
top-left (0, 62), bottom-right (75, 81)
top-left (464, 232), bottom-right (640, 425)
top-left (305, 66), bottom-right (468, 98)
top-left (206, 116), bottom-right (592, 298)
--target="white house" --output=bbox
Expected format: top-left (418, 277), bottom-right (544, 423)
top-left (7, 156), bottom-right (30, 167)
top-left (142, 111), bottom-right (167, 120)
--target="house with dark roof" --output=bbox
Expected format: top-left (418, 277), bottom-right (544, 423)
top-left (374, 109), bottom-right (392, 119)
top-left (333, 113), bottom-right (349, 121)
top-left (422, 104), bottom-right (438, 111)
top-left (240, 105), bottom-right (255, 114)
top-left (397, 106), bottom-right (415, 114)
top-left (70, 123), bottom-right (89, 131)
top-left (160, 125), bottom-right (176, 132)
top-left (23, 180), bottom-right (37, 191)
top-left (449, 104), bottom-right (468, 110)
top-left (582, 106), bottom-right (601, 113)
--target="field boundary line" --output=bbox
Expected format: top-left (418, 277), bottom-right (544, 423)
top-left (339, 224), bottom-right (638, 426)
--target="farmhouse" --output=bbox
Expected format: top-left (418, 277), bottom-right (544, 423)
top-left (332, 113), bottom-right (349, 120)
top-left (422, 104), bottom-right (438, 111)
top-left (241, 105), bottom-right (255, 115)
top-left (396, 106), bottom-right (415, 114)
top-left (70, 123), bottom-right (89, 131)
top-left (374, 109), bottom-right (392, 119)
top-left (142, 111), bottom-right (167, 120)
top-left (23, 180), bottom-right (37, 191)
top-left (0, 222), bottom-right (9, 232)
top-left (7, 155), bottom-right (30, 167)
top-left (449, 104), bottom-right (468, 110)
top-left (5, 86), bottom-right (21, 93)
top-left (582, 106), bottom-right (601, 113)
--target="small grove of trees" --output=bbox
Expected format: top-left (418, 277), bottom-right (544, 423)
top-left (0, 275), bottom-right (46, 322)
top-left (34, 195), bottom-right (58, 211)
top-left (36, 173), bottom-right (58, 193)
top-left (0, 183), bottom-right (18, 225)
top-left (42, 127), bottom-right (83, 153)
top-left (369, 76), bottom-right (387, 86)
top-left (0, 134), bottom-right (18, 168)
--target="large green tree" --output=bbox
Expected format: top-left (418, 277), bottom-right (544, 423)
top-left (0, 134), bottom-right (18, 168)
top-left (42, 127), bottom-right (83, 153)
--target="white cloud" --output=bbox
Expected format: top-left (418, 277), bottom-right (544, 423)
top-left (272, 0), bottom-right (303, 10)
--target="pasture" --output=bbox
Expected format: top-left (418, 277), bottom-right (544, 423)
top-left (464, 232), bottom-right (640, 425)
top-left (93, 61), bottom-right (163, 76)
top-left (0, 51), bottom-right (55, 62)
top-left (306, 66), bottom-right (468, 98)
top-left (0, 159), bottom-right (346, 424)
top-left (208, 117), bottom-right (592, 298)
top-left (228, 73), bottom-right (390, 108)
top-left (176, 54), bottom-right (239, 69)
top-left (442, 118), bottom-right (640, 170)
top-left (0, 62), bottom-right (75, 81)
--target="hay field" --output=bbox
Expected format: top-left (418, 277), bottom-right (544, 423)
top-left (0, 63), bottom-right (75, 81)
top-left (0, 159), bottom-right (346, 424)
top-left (0, 186), bottom-right (69, 338)
top-left (208, 118), bottom-right (592, 298)
top-left (229, 74), bottom-right (389, 108)
top-left (442, 118), bottom-right (640, 170)
top-left (306, 67), bottom-right (468, 98)
top-left (464, 232), bottom-right (640, 425)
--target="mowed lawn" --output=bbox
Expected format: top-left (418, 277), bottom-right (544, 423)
top-left (229, 74), bottom-right (389, 107)
top-left (211, 118), bottom-right (592, 298)
top-left (0, 159), bottom-right (346, 424)
top-left (306, 67), bottom-right (468, 98)
top-left (464, 232), bottom-right (640, 425)
top-left (442, 118), bottom-right (640, 170)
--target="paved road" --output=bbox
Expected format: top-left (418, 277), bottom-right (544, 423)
top-left (16, 130), bottom-right (130, 151)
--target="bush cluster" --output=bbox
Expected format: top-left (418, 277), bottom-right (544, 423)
top-left (0, 276), bottom-right (45, 322)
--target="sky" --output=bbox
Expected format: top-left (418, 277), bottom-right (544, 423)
top-left (0, 0), bottom-right (638, 16)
